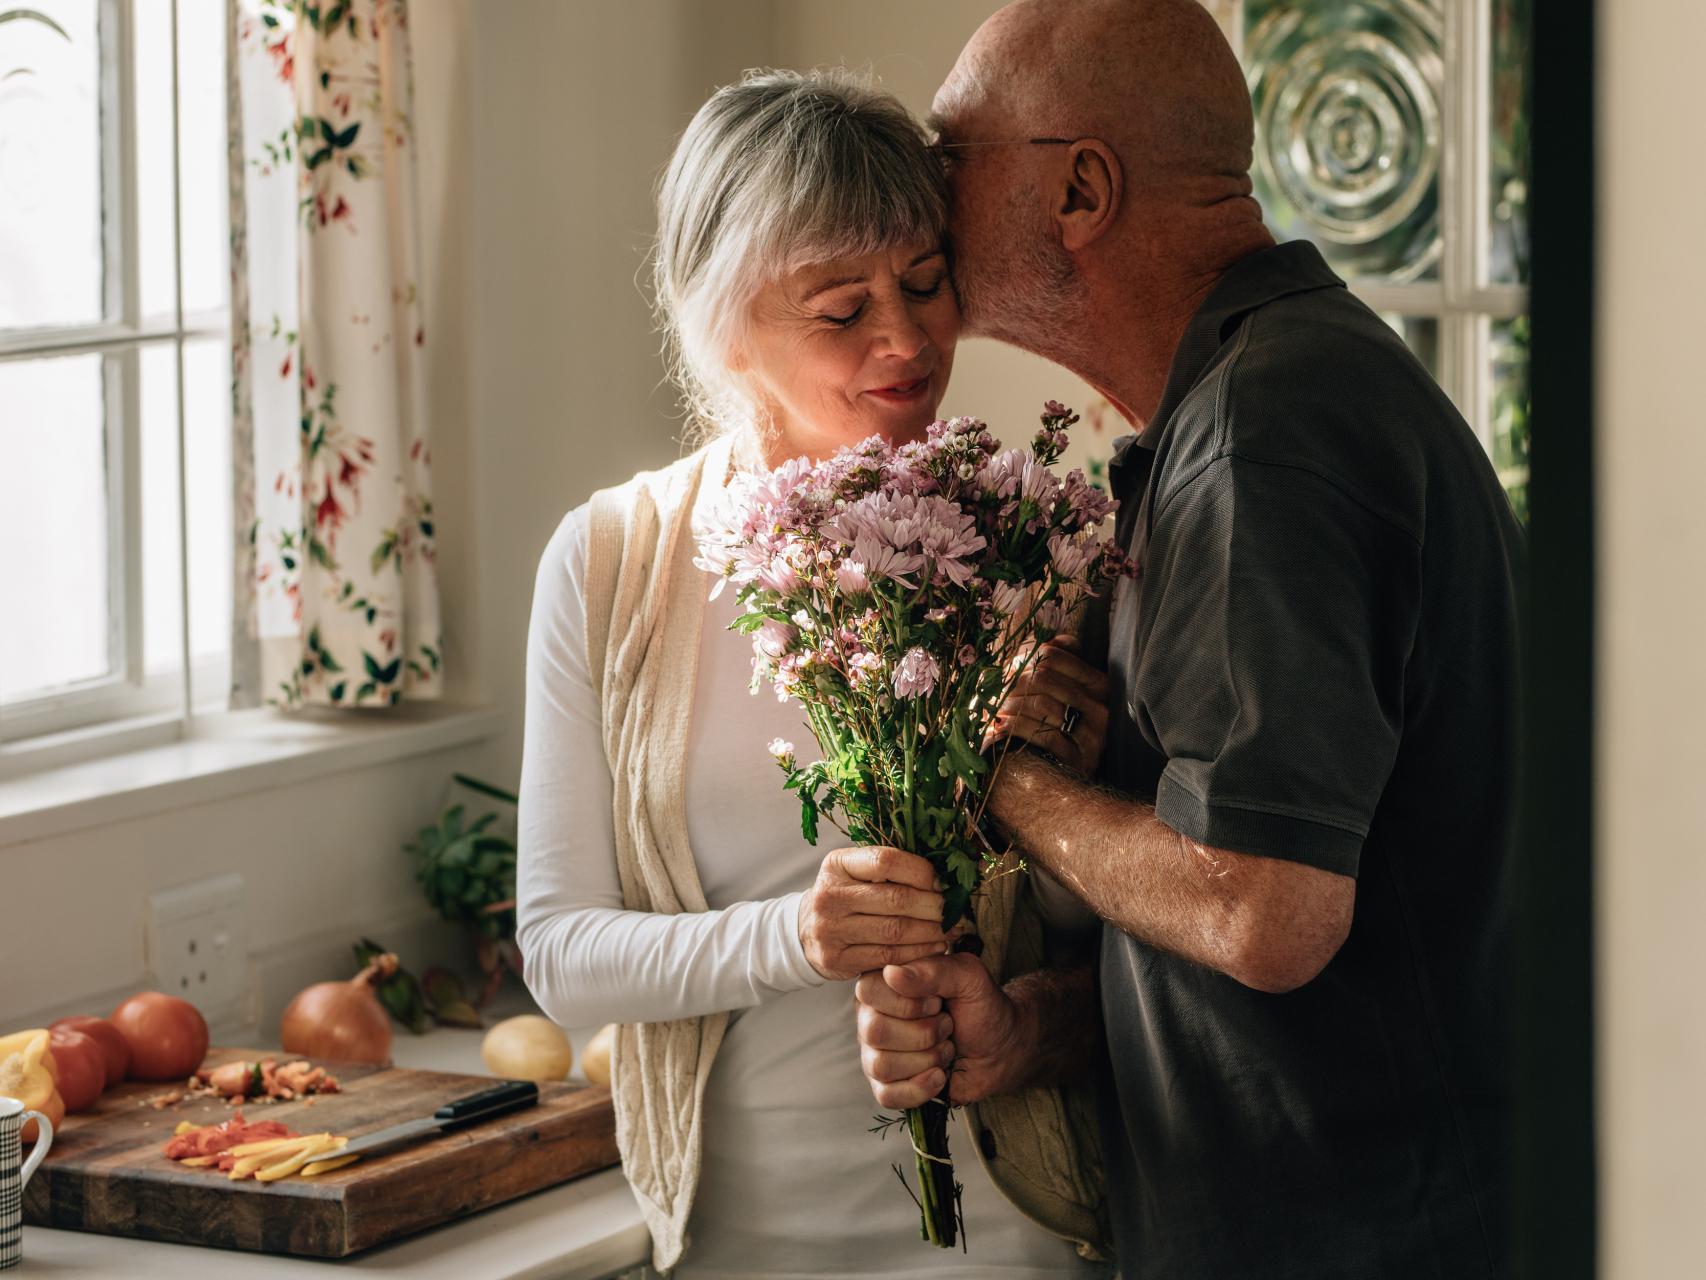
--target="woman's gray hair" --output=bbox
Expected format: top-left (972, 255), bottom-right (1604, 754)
top-left (652, 67), bottom-right (949, 437)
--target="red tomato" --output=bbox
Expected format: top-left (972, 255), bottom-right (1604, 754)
top-left (50, 1015), bottom-right (130, 1087)
top-left (47, 1028), bottom-right (106, 1112)
top-left (109, 993), bottom-right (210, 1082)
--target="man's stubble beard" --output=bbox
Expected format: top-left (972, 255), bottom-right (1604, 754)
top-left (952, 188), bottom-right (1090, 366)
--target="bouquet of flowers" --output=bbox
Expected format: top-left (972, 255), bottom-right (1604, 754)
top-left (694, 403), bottom-right (1130, 1249)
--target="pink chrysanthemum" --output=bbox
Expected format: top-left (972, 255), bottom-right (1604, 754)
top-left (892, 647), bottom-right (941, 699)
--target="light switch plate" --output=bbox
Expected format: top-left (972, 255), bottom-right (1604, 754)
top-left (147, 873), bottom-right (247, 1020)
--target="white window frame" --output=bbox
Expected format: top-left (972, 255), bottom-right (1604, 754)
top-left (0, 0), bottom-right (229, 757)
top-left (1233, 0), bottom-right (1529, 456)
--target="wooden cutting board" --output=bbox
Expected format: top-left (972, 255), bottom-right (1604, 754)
top-left (21, 1047), bottom-right (619, 1257)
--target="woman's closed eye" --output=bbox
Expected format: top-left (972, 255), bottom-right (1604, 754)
top-left (820, 276), bottom-right (947, 328)
top-left (904, 273), bottom-right (946, 301)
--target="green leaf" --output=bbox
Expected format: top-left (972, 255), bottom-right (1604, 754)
top-left (946, 719), bottom-right (989, 788)
top-left (799, 793), bottom-right (819, 845)
top-left (731, 612), bottom-right (769, 634)
top-left (332, 121), bottom-right (360, 150)
top-left (945, 847), bottom-right (981, 891)
top-left (941, 883), bottom-right (972, 931)
top-left (454, 772), bottom-right (516, 804)
top-left (363, 652), bottom-right (403, 684)
top-left (0, 10), bottom-right (71, 41)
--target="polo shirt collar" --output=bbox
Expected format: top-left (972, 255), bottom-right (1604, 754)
top-left (1136, 239), bottom-right (1345, 452)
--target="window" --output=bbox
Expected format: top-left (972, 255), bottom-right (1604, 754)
top-left (0, 0), bottom-right (231, 749)
top-left (1241, 0), bottom-right (1530, 517)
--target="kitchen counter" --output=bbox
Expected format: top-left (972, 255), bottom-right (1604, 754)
top-left (19, 1015), bottom-right (651, 1280)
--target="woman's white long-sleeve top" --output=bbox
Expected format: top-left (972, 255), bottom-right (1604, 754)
top-left (516, 504), bottom-right (1100, 1279)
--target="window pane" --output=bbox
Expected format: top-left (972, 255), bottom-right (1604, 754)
top-left (0, 354), bottom-right (111, 700)
top-left (1491, 316), bottom-right (1530, 521)
top-left (0, 1), bottom-right (104, 330)
top-left (140, 337), bottom-right (229, 682)
top-left (139, 345), bottom-right (186, 677)
top-left (1378, 312), bottom-right (1440, 383)
top-left (183, 337), bottom-right (231, 663)
top-left (1489, 0), bottom-right (1530, 284)
top-left (137, 0), bottom-right (230, 320)
top-left (177, 1), bottom-right (230, 315)
top-left (1246, 0), bottom-right (1443, 283)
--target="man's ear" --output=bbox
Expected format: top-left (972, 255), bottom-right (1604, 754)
top-left (1053, 139), bottom-right (1122, 253)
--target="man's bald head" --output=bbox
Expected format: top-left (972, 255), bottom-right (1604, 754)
top-left (933, 0), bottom-right (1273, 418)
top-left (937, 0), bottom-right (1253, 184)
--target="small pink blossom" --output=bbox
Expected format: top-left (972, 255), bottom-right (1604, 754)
top-left (893, 647), bottom-right (941, 699)
top-left (836, 559), bottom-right (871, 595)
top-left (753, 618), bottom-right (796, 660)
top-left (1049, 532), bottom-right (1096, 580)
top-left (848, 650), bottom-right (885, 687)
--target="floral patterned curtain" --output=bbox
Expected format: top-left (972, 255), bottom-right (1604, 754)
top-left (227, 0), bottom-right (441, 709)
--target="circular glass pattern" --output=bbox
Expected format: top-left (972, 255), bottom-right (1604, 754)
top-left (1246, 0), bottom-right (1444, 281)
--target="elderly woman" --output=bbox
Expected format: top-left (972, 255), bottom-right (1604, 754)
top-left (517, 70), bottom-right (1106, 1277)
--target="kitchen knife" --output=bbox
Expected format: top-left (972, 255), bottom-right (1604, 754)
top-left (330, 1079), bottom-right (540, 1162)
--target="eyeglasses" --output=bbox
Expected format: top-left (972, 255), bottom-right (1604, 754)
top-left (929, 137), bottom-right (1072, 173)
top-left (930, 136), bottom-right (1072, 155)
top-left (932, 136), bottom-right (1072, 149)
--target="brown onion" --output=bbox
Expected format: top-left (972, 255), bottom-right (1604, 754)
top-left (280, 953), bottom-right (397, 1065)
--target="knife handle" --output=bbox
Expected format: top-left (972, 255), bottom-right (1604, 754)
top-left (434, 1079), bottom-right (540, 1129)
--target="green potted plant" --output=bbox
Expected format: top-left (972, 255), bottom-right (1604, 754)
top-left (405, 773), bottom-right (522, 1006)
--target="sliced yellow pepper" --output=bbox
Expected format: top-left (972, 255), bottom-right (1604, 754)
top-left (0, 1029), bottom-right (64, 1143)
top-left (254, 1136), bottom-right (344, 1182)
top-left (301, 1153), bottom-right (360, 1177)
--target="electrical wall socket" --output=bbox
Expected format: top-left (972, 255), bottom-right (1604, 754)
top-left (148, 874), bottom-right (247, 1020)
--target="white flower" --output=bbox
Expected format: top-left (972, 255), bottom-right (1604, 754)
top-left (767, 737), bottom-right (796, 768)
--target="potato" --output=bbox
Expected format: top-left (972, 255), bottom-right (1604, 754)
top-left (581, 1024), bottom-right (616, 1087)
top-left (481, 1015), bottom-right (573, 1083)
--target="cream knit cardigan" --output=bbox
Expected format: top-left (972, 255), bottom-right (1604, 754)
top-left (582, 436), bottom-right (1109, 1274)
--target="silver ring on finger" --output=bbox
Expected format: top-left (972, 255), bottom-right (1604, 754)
top-left (1060, 703), bottom-right (1082, 739)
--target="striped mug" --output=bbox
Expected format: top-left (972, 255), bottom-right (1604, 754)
top-left (0, 1095), bottom-right (53, 1270)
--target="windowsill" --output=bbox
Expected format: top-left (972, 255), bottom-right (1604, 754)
top-left (0, 701), bottom-right (507, 849)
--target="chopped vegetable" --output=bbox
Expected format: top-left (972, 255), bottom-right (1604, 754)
top-left (301, 1153), bottom-right (360, 1177)
top-left (191, 1057), bottom-right (341, 1103)
top-left (0, 1029), bottom-right (66, 1143)
top-left (163, 1112), bottom-right (351, 1181)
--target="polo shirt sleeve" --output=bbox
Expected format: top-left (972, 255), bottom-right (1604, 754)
top-left (1135, 454), bottom-right (1421, 877)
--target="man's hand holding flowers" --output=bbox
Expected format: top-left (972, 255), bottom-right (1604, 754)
top-left (985, 634), bottom-right (1111, 776)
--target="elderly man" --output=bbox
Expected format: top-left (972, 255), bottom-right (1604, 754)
top-left (855, 1), bottom-right (1522, 1276)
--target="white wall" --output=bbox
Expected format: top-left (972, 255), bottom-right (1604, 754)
top-left (1595, 1), bottom-right (1706, 1275)
top-left (465, 0), bottom-right (779, 782)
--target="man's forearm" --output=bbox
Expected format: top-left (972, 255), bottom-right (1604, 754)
top-left (986, 749), bottom-right (1352, 991)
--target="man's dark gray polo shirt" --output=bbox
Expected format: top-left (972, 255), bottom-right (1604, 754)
top-left (1096, 241), bottom-right (1522, 1279)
